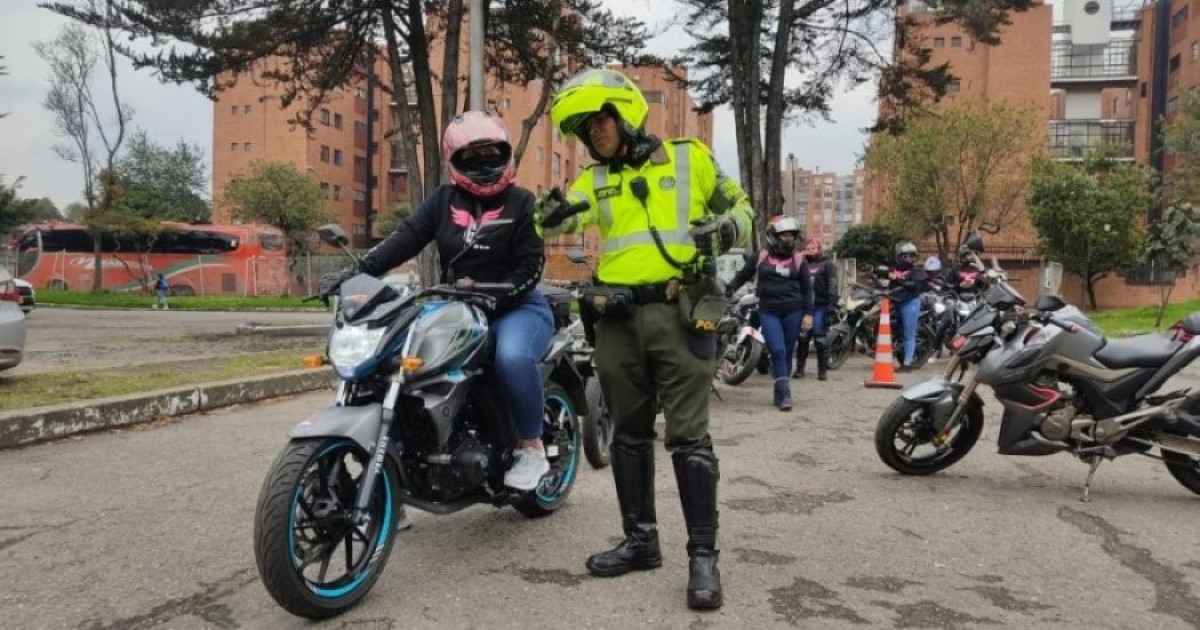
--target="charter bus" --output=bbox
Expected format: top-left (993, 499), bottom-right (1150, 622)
top-left (8, 222), bottom-right (289, 296)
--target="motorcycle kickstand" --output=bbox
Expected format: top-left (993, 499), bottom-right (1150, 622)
top-left (1081, 455), bottom-right (1103, 503)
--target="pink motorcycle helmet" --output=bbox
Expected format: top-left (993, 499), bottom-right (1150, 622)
top-left (442, 111), bottom-right (516, 198)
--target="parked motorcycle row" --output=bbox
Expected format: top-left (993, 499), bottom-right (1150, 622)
top-left (253, 226), bottom-right (1200, 621)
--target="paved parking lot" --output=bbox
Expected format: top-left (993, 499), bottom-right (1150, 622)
top-left (2, 357), bottom-right (1199, 629)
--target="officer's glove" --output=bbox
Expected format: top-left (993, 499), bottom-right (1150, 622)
top-left (317, 269), bottom-right (358, 298)
top-left (690, 216), bottom-right (738, 257)
top-left (537, 187), bottom-right (588, 229)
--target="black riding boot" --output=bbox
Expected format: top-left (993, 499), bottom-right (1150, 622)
top-left (793, 333), bottom-right (809, 379)
top-left (586, 442), bottom-right (662, 577)
top-left (673, 449), bottom-right (723, 610)
top-left (814, 336), bottom-right (829, 381)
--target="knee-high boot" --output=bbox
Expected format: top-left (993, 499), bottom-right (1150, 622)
top-left (586, 442), bottom-right (662, 577)
top-left (793, 332), bottom-right (810, 379)
top-left (814, 335), bottom-right (829, 381)
top-left (673, 449), bottom-right (722, 609)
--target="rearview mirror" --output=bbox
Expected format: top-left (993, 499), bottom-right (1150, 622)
top-left (566, 248), bottom-right (588, 264)
top-left (317, 224), bottom-right (350, 247)
top-left (962, 230), bottom-right (985, 254)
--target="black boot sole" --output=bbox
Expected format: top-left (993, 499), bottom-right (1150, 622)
top-left (688, 591), bottom-right (724, 609)
top-left (586, 556), bottom-right (663, 577)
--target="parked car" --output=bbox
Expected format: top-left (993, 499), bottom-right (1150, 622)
top-left (14, 278), bottom-right (34, 313)
top-left (0, 266), bottom-right (26, 371)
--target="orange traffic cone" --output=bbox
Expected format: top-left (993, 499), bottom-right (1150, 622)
top-left (865, 298), bottom-right (903, 389)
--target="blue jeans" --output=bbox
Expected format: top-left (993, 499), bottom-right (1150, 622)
top-left (897, 297), bottom-right (921, 366)
top-left (491, 290), bottom-right (554, 440)
top-left (759, 308), bottom-right (802, 380)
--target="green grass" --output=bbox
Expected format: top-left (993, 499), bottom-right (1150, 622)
top-left (1089, 300), bottom-right (1200, 337)
top-left (0, 352), bottom-right (314, 412)
top-left (37, 290), bottom-right (322, 310)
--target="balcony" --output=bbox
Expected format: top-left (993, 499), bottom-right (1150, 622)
top-left (1048, 119), bottom-right (1135, 160)
top-left (1051, 39), bottom-right (1137, 85)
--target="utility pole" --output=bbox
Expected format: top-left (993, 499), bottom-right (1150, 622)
top-left (365, 45), bottom-right (376, 245)
top-left (469, 0), bottom-right (486, 110)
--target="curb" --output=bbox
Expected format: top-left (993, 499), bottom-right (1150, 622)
top-left (0, 369), bottom-right (334, 450)
top-left (236, 324), bottom-right (328, 336)
top-left (39, 303), bottom-right (327, 313)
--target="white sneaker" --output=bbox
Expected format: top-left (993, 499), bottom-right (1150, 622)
top-left (504, 447), bottom-right (550, 491)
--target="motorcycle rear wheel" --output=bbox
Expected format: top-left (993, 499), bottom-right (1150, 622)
top-left (826, 326), bottom-right (852, 370)
top-left (514, 383), bottom-right (582, 517)
top-left (582, 379), bottom-right (611, 469)
top-left (1163, 451), bottom-right (1200, 496)
top-left (718, 338), bottom-right (763, 385)
top-left (254, 438), bottom-right (399, 620)
top-left (875, 397), bottom-right (983, 475)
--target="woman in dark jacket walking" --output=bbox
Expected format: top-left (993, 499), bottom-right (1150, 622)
top-left (726, 216), bottom-right (812, 410)
top-left (794, 238), bottom-right (837, 380)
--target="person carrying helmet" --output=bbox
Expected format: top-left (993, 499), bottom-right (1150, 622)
top-left (538, 68), bottom-right (754, 610)
top-left (319, 111), bottom-right (554, 492)
top-left (887, 241), bottom-right (927, 371)
top-left (726, 215), bottom-right (812, 410)
top-left (794, 238), bottom-right (837, 380)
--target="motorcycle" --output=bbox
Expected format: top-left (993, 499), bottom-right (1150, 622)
top-left (825, 282), bottom-right (937, 370)
top-left (254, 222), bottom-right (587, 619)
top-left (716, 292), bottom-right (766, 385)
top-left (874, 234), bottom-right (1200, 501)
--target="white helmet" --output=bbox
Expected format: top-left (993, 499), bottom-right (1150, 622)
top-left (765, 215), bottom-right (802, 254)
top-left (924, 255), bottom-right (942, 273)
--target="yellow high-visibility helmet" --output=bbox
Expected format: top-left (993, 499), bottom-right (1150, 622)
top-left (550, 68), bottom-right (650, 138)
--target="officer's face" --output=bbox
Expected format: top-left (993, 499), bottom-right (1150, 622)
top-left (586, 112), bottom-right (621, 158)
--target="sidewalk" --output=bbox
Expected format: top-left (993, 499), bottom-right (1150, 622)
top-left (0, 368), bottom-right (333, 449)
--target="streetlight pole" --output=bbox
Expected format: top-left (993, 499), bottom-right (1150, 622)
top-left (469, 0), bottom-right (486, 111)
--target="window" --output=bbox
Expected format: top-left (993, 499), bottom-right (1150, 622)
top-left (334, 113), bottom-right (343, 129)
top-left (487, 99), bottom-right (497, 113)
top-left (947, 80), bottom-right (961, 94)
top-left (354, 121), bottom-right (368, 135)
top-left (333, 185), bottom-right (342, 201)
top-left (333, 149), bottom-right (343, 166)
top-left (243, 142), bottom-right (251, 152)
top-left (536, 147), bottom-right (544, 163)
top-left (502, 98), bottom-right (511, 109)
top-left (230, 105), bottom-right (237, 115)
top-left (243, 104), bottom-right (251, 114)
top-left (644, 90), bottom-right (665, 104)
top-left (320, 182), bottom-right (330, 198)
top-left (230, 143), bottom-right (237, 152)
top-left (353, 189), bottom-right (367, 202)
top-left (1170, 54), bottom-right (1182, 73)
top-left (320, 145), bottom-right (330, 162)
top-left (950, 36), bottom-right (962, 48)
top-left (320, 109), bottom-right (331, 125)
top-left (354, 87), bottom-right (366, 99)
top-left (1141, 82), bottom-right (1148, 98)
top-left (933, 37), bottom-right (945, 49)
top-left (1168, 96), bottom-right (1179, 114)
top-left (552, 152), bottom-right (562, 177)
top-left (1173, 6), bottom-right (1189, 30)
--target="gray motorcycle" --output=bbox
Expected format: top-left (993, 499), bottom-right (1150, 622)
top-left (875, 235), bottom-right (1200, 501)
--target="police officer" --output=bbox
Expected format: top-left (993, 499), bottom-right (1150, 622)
top-left (538, 68), bottom-right (753, 610)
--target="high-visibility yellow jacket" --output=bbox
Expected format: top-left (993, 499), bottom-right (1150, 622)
top-left (554, 138), bottom-right (754, 285)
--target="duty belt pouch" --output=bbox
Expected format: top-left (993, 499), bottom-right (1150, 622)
top-left (583, 286), bottom-right (634, 319)
top-left (678, 275), bottom-right (724, 359)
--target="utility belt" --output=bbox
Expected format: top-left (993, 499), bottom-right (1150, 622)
top-left (582, 280), bottom-right (681, 318)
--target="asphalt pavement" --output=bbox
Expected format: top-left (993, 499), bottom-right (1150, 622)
top-left (2, 359), bottom-right (1199, 629)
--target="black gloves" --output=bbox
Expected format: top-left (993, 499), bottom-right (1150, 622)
top-left (317, 269), bottom-right (358, 298)
top-left (690, 217), bottom-right (738, 257)
top-left (536, 187), bottom-right (588, 229)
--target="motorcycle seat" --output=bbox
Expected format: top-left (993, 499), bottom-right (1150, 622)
top-left (1094, 334), bottom-right (1183, 369)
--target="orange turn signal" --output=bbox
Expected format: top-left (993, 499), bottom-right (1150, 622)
top-left (302, 354), bottom-right (326, 368)
top-left (400, 357), bottom-right (424, 373)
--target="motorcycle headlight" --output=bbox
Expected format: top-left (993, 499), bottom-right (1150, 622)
top-left (328, 324), bottom-right (388, 372)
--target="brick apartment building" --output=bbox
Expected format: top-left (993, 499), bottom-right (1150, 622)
top-left (864, 0), bottom-right (1199, 308)
top-left (779, 165), bottom-right (866, 245)
top-left (212, 53), bottom-right (711, 282)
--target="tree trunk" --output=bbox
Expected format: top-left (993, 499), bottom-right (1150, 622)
top-left (727, 0), bottom-right (767, 242)
top-left (514, 16), bottom-right (562, 171)
top-left (1155, 282), bottom-right (1174, 328)
top-left (762, 0), bottom-right (796, 223)
top-left (439, 0), bottom-right (465, 133)
top-left (404, 0), bottom-right (443, 194)
top-left (1085, 271), bottom-right (1099, 311)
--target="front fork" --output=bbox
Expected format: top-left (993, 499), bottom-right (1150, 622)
top-left (935, 355), bottom-right (979, 446)
top-left (352, 379), bottom-right (402, 523)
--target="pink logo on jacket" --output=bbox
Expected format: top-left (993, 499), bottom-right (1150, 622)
top-left (450, 205), bottom-right (504, 243)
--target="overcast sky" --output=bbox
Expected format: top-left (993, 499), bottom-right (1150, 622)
top-left (0, 0), bottom-right (878, 209)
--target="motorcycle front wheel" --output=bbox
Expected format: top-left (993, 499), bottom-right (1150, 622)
top-left (254, 438), bottom-right (399, 620)
top-left (582, 378), bottom-right (612, 469)
top-left (1163, 450), bottom-right (1200, 496)
top-left (826, 325), bottom-right (853, 370)
top-left (718, 337), bottom-right (763, 385)
top-left (875, 397), bottom-right (983, 475)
